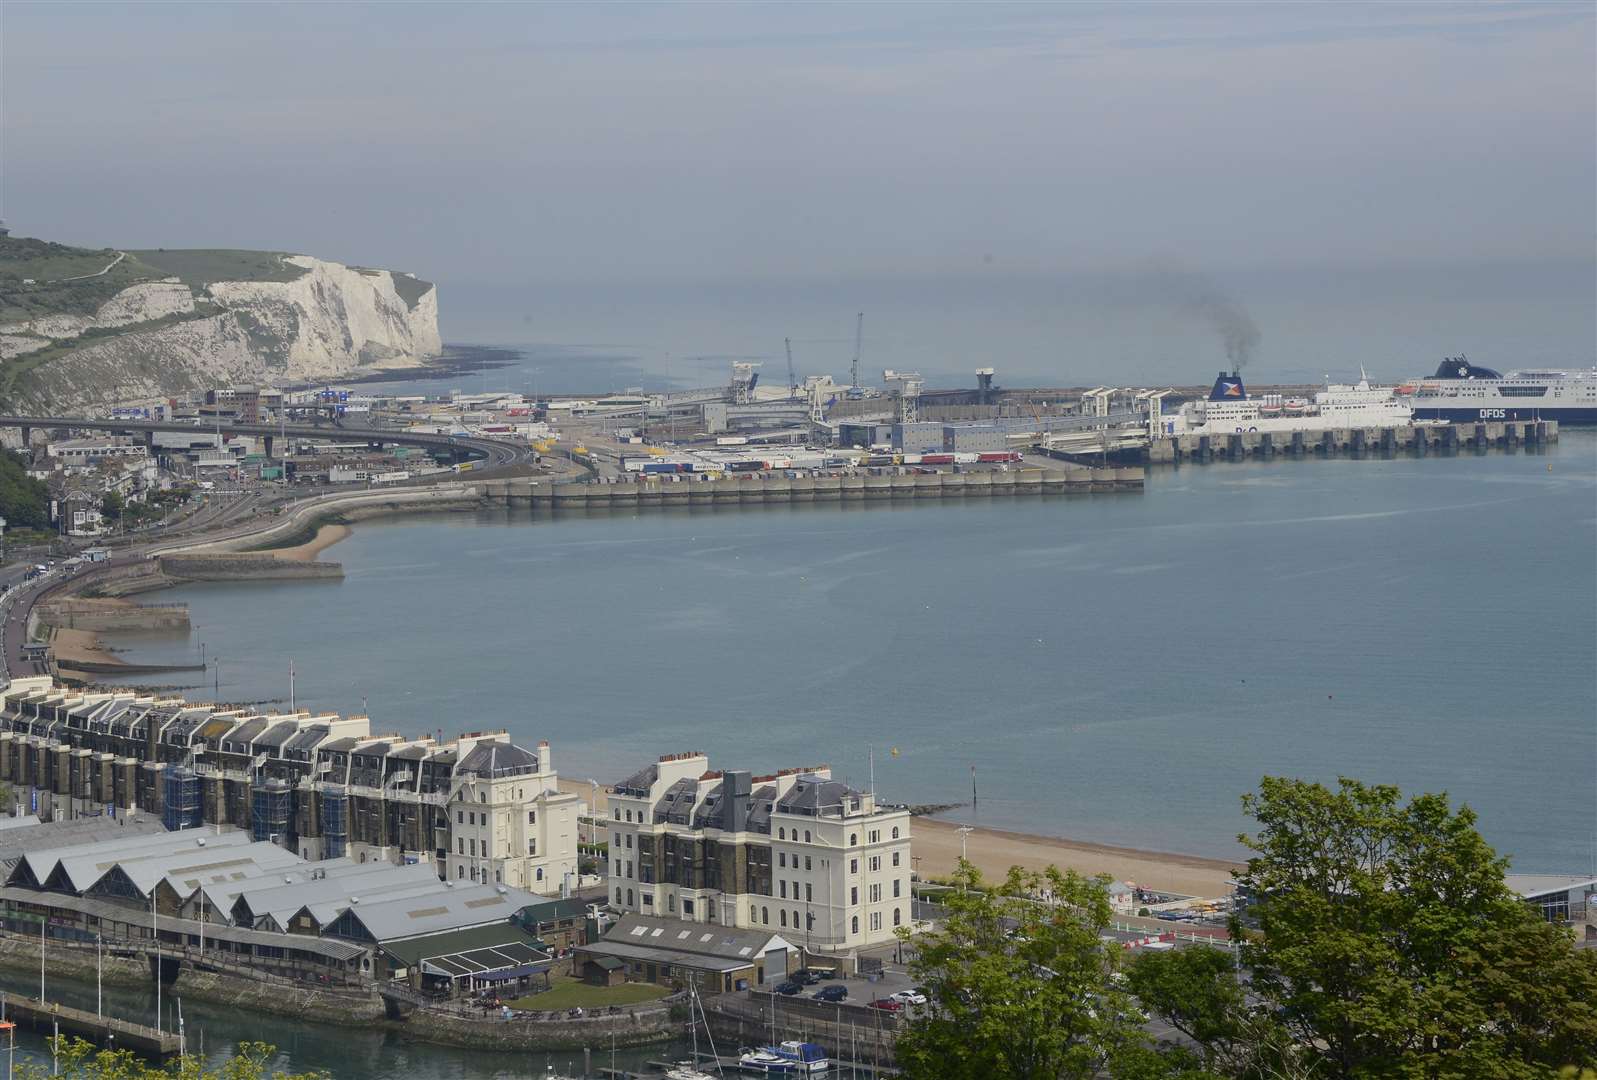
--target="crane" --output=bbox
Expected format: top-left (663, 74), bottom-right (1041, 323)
top-left (785, 337), bottom-right (798, 399)
top-left (851, 312), bottom-right (864, 390)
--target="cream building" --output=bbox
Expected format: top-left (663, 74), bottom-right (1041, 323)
top-left (445, 740), bottom-right (580, 895)
top-left (607, 752), bottom-right (912, 955)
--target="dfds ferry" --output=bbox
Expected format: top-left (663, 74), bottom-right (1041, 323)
top-left (1405, 357), bottom-right (1597, 424)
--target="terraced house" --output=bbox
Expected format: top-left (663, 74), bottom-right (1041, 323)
top-left (0, 676), bottom-right (578, 895)
top-left (607, 752), bottom-right (912, 956)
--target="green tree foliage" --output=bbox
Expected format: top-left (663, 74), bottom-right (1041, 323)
top-left (1129, 776), bottom-right (1597, 1079)
top-left (101, 490), bottom-right (126, 522)
top-left (895, 861), bottom-right (1170, 1080)
top-left (15, 1039), bottom-right (327, 1080)
top-left (0, 449), bottom-right (51, 529)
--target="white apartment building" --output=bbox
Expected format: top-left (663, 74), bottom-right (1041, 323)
top-left (445, 739), bottom-right (581, 896)
top-left (607, 752), bottom-right (912, 955)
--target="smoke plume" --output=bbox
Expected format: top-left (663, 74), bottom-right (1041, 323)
top-left (1188, 284), bottom-right (1260, 371)
top-left (1113, 264), bottom-right (1262, 371)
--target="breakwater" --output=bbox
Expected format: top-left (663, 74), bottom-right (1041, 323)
top-left (1148, 418), bottom-right (1557, 464)
top-left (482, 465), bottom-right (1143, 509)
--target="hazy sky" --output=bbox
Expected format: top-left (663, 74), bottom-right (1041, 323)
top-left (3, 2), bottom-right (1593, 381)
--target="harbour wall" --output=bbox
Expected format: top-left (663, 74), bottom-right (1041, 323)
top-left (479, 466), bottom-right (1143, 509)
top-left (1148, 419), bottom-right (1557, 464)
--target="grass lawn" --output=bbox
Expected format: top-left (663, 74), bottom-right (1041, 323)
top-left (128, 248), bottom-right (309, 287)
top-left (507, 973), bottom-right (670, 1011)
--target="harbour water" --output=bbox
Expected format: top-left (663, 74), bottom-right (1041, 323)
top-left (106, 433), bottom-right (1597, 875)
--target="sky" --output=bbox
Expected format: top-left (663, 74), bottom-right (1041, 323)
top-left (3, 2), bottom-right (1593, 385)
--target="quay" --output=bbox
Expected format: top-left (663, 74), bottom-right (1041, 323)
top-left (480, 464), bottom-right (1143, 508)
top-left (0, 993), bottom-right (182, 1060)
top-left (1144, 418), bottom-right (1558, 465)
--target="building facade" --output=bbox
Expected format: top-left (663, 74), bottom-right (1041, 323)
top-left (0, 677), bottom-right (578, 895)
top-left (607, 753), bottom-right (911, 955)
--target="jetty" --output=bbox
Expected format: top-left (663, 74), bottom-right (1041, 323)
top-left (0, 994), bottom-right (182, 1060)
top-left (481, 464), bottom-right (1143, 509)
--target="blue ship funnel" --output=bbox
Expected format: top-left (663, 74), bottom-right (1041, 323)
top-left (1208, 371), bottom-right (1246, 401)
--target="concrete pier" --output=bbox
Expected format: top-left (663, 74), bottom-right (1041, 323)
top-left (1146, 419), bottom-right (1557, 465)
top-left (478, 465), bottom-right (1142, 511)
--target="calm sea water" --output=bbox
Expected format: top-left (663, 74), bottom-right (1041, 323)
top-left (108, 435), bottom-right (1597, 876)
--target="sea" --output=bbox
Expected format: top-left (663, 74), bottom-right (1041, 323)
top-left (102, 388), bottom-right (1596, 877)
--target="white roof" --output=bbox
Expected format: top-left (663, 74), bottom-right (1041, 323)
top-left (1506, 874), bottom-right (1597, 900)
top-left (346, 882), bottom-right (543, 943)
top-left (25, 829), bottom-right (251, 895)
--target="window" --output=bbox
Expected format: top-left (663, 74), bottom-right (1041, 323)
top-left (469, 838), bottom-right (477, 857)
top-left (683, 899), bottom-right (694, 916)
top-left (528, 810), bottom-right (536, 824)
top-left (479, 791), bottom-right (486, 803)
top-left (851, 916), bottom-right (859, 934)
top-left (625, 808), bottom-right (633, 823)
top-left (869, 856), bottom-right (881, 872)
top-left (469, 811), bottom-right (475, 825)
top-left (456, 811), bottom-right (463, 824)
top-left (615, 887), bottom-right (622, 903)
top-left (892, 851), bottom-right (900, 867)
top-left (869, 829), bottom-right (879, 843)
top-left (613, 807), bottom-right (621, 820)
top-left (849, 833), bottom-right (858, 846)
top-left (780, 910), bottom-right (787, 927)
top-left (870, 911), bottom-right (882, 931)
top-left (893, 879), bottom-right (901, 898)
top-left (778, 827), bottom-right (785, 840)
top-left (806, 912), bottom-right (814, 930)
top-left (869, 883), bottom-right (881, 903)
top-left (496, 869), bottom-right (502, 884)
top-left (804, 856), bottom-right (811, 871)
top-left (793, 880), bottom-right (799, 898)
top-left (643, 893), bottom-right (653, 906)
top-left (850, 858), bottom-right (858, 874)
top-left (891, 826), bottom-right (899, 839)
top-left (626, 834), bottom-right (633, 849)
top-left (457, 839), bottom-right (464, 854)
top-left (457, 866), bottom-right (464, 879)
top-left (615, 861), bottom-right (621, 877)
top-left (626, 889), bottom-right (634, 906)
top-left (536, 867), bottom-right (543, 881)
top-left (805, 883), bottom-right (812, 902)
top-left (668, 894), bottom-right (675, 912)
top-left (851, 886), bottom-right (858, 905)
top-left (804, 830), bottom-right (811, 843)
top-left (893, 908), bottom-right (901, 926)
top-left (528, 840), bottom-right (537, 856)
top-left (762, 906), bottom-right (769, 925)
top-left (780, 881), bottom-right (788, 899)
top-left (779, 852), bottom-right (786, 868)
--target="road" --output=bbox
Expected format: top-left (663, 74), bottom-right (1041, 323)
top-left (54, 250), bottom-right (127, 282)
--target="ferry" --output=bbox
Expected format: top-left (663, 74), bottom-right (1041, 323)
top-left (1165, 371), bottom-right (1412, 436)
top-left (1404, 357), bottom-right (1597, 424)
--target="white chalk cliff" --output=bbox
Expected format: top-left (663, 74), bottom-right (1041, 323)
top-left (0, 254), bottom-right (440, 412)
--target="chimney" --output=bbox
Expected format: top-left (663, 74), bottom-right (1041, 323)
top-left (722, 770), bottom-right (752, 832)
top-left (537, 740), bottom-right (551, 775)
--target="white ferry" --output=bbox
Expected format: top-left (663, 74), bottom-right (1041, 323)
top-left (1164, 371), bottom-right (1412, 436)
top-left (1404, 357), bottom-right (1597, 424)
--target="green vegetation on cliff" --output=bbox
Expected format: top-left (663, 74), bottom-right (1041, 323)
top-left (0, 237), bottom-right (173, 323)
top-left (129, 248), bottom-right (308, 288)
top-left (0, 448), bottom-right (52, 529)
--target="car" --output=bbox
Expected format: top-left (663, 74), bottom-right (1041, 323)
top-left (813, 985), bottom-right (848, 1003)
top-left (889, 990), bottom-right (927, 1006)
top-left (791, 969), bottom-right (820, 986)
top-left (866, 998), bottom-right (903, 1012)
top-left (774, 980), bottom-right (803, 996)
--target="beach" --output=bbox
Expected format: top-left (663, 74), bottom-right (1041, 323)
top-left (268, 523), bottom-right (352, 562)
top-left (914, 818), bottom-right (1239, 899)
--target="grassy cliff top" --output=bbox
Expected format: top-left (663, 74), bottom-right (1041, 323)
top-left (128, 248), bottom-right (309, 288)
top-left (0, 236), bottom-right (176, 323)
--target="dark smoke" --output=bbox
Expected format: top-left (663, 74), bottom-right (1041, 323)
top-left (1114, 264), bottom-right (1262, 371)
top-left (1187, 284), bottom-right (1260, 371)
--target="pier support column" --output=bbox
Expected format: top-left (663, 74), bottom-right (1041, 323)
top-left (20, 425), bottom-right (31, 449)
top-left (262, 434), bottom-right (275, 459)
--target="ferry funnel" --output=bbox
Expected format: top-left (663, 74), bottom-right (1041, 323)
top-left (1208, 371), bottom-right (1246, 401)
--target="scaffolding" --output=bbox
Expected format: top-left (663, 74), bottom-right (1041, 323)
top-left (162, 766), bottom-right (201, 832)
top-left (319, 786), bottom-right (349, 860)
top-left (251, 779), bottom-right (292, 845)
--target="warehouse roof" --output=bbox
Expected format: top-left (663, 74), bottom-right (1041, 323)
top-left (0, 816), bottom-right (167, 875)
top-left (581, 914), bottom-right (791, 973)
top-left (344, 882), bottom-right (544, 943)
top-left (380, 921), bottom-right (551, 971)
top-left (19, 829), bottom-right (251, 894)
top-left (231, 860), bottom-right (439, 929)
top-left (1508, 874), bottom-right (1597, 900)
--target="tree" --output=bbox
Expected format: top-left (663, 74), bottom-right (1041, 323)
top-left (0, 448), bottom-right (51, 529)
top-left (1131, 776), bottom-right (1597, 1079)
top-left (15, 1038), bottom-right (328, 1080)
top-left (895, 861), bottom-right (1163, 1080)
top-left (100, 490), bottom-right (125, 522)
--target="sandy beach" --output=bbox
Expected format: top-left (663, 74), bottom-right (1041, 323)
top-left (914, 818), bottom-right (1240, 898)
top-left (50, 627), bottom-right (126, 670)
top-left (269, 523), bottom-right (352, 562)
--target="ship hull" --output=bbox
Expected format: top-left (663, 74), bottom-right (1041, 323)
top-left (1411, 406), bottom-right (1597, 425)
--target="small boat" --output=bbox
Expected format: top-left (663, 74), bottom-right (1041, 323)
top-left (738, 1048), bottom-right (798, 1076)
top-left (665, 1064), bottom-right (717, 1080)
top-left (737, 1042), bottom-right (829, 1075)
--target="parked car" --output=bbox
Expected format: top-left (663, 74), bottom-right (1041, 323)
top-left (791, 969), bottom-right (821, 986)
top-left (866, 998), bottom-right (903, 1013)
top-left (813, 985), bottom-right (848, 1003)
top-left (889, 990), bottom-right (927, 1006)
top-left (774, 980), bottom-right (803, 996)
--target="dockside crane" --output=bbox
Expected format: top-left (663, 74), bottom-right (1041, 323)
top-left (850, 312), bottom-right (864, 390)
top-left (785, 337), bottom-right (798, 399)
